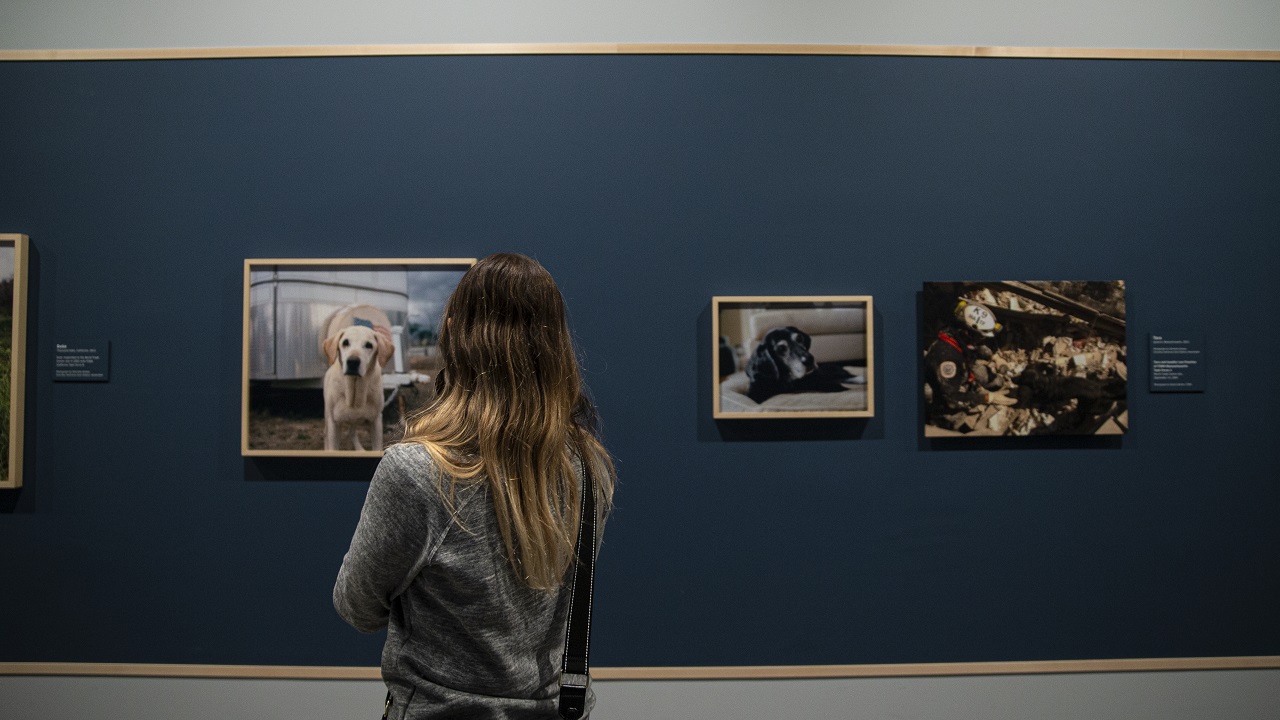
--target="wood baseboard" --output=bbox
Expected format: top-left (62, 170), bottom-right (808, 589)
top-left (3, 656), bottom-right (1278, 681)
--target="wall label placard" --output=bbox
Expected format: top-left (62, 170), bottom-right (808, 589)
top-left (54, 341), bottom-right (111, 382)
top-left (1149, 333), bottom-right (1205, 392)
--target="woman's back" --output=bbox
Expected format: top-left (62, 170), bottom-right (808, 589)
top-left (335, 443), bottom-right (592, 718)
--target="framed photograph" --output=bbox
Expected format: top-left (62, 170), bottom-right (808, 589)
top-left (921, 281), bottom-right (1127, 437)
top-left (242, 258), bottom-right (475, 457)
top-left (0, 234), bottom-right (28, 488)
top-left (713, 296), bottom-right (874, 419)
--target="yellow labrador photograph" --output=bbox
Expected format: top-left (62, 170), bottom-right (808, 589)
top-left (242, 259), bottom-right (473, 456)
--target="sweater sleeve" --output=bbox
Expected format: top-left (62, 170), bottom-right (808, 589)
top-left (333, 443), bottom-right (444, 633)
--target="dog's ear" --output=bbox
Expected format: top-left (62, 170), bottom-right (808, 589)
top-left (322, 333), bottom-right (341, 365)
top-left (374, 325), bottom-right (395, 367)
top-left (746, 341), bottom-right (779, 384)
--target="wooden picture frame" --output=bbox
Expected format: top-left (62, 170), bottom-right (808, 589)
top-left (241, 258), bottom-right (475, 457)
top-left (0, 234), bottom-right (29, 489)
top-left (713, 296), bottom-right (874, 419)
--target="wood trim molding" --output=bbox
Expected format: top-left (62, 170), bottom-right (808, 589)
top-left (3, 657), bottom-right (1278, 680)
top-left (1, 43), bottom-right (1278, 62)
top-left (597, 656), bottom-right (1280, 679)
top-left (0, 664), bottom-right (384, 680)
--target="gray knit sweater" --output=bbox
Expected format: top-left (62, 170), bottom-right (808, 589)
top-left (334, 443), bottom-right (596, 719)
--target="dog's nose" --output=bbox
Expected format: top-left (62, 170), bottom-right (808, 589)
top-left (345, 358), bottom-right (362, 376)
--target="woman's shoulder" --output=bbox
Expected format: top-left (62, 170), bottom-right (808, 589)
top-left (378, 442), bottom-right (438, 476)
top-left (378, 442), bottom-right (484, 501)
top-left (381, 441), bottom-right (433, 464)
top-left (373, 442), bottom-right (454, 496)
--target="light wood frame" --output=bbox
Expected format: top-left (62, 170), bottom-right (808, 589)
top-left (0, 234), bottom-right (29, 489)
top-left (241, 257), bottom-right (474, 458)
top-left (713, 295), bottom-right (874, 420)
top-left (1, 44), bottom-right (1278, 62)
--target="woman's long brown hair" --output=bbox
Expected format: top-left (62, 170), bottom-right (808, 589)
top-left (402, 253), bottom-right (615, 590)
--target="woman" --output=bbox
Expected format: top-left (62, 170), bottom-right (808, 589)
top-left (334, 253), bottom-right (616, 719)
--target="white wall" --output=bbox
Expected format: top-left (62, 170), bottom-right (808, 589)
top-left (2, 0), bottom-right (1279, 51)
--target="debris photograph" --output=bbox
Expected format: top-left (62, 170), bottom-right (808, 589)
top-left (921, 281), bottom-right (1127, 437)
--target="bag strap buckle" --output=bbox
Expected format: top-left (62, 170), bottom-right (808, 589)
top-left (558, 672), bottom-right (591, 719)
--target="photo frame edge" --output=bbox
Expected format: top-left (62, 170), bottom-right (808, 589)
top-left (243, 257), bottom-right (478, 267)
top-left (241, 259), bottom-right (253, 456)
top-left (865, 296), bottom-right (875, 417)
top-left (711, 297), bottom-right (722, 417)
top-left (0, 234), bottom-right (28, 489)
top-left (242, 449), bottom-right (385, 459)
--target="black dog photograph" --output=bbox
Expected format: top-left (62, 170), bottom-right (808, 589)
top-left (714, 296), bottom-right (874, 419)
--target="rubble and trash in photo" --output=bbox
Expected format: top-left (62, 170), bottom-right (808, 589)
top-left (921, 281), bottom-right (1128, 437)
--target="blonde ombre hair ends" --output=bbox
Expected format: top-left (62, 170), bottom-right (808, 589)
top-left (403, 253), bottom-right (615, 590)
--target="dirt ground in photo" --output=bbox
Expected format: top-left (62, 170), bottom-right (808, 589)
top-left (248, 377), bottom-right (437, 451)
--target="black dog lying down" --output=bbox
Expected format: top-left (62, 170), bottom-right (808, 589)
top-left (1013, 363), bottom-right (1126, 433)
top-left (746, 326), bottom-right (863, 403)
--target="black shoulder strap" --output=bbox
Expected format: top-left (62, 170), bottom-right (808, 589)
top-left (558, 458), bottom-right (597, 720)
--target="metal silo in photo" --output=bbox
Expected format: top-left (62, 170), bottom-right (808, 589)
top-left (249, 266), bottom-right (409, 385)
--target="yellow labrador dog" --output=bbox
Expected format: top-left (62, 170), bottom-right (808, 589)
top-left (322, 324), bottom-right (394, 451)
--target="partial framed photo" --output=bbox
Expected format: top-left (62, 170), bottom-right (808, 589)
top-left (713, 296), bottom-right (874, 419)
top-left (921, 281), bottom-right (1127, 437)
top-left (242, 258), bottom-right (475, 457)
top-left (0, 234), bottom-right (28, 488)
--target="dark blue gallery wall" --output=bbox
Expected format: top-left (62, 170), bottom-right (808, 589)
top-left (0, 55), bottom-right (1277, 667)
